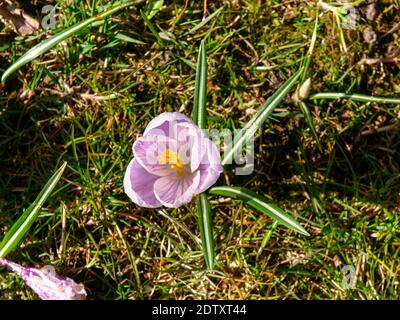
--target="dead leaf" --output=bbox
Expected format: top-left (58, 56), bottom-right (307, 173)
top-left (0, 0), bottom-right (39, 35)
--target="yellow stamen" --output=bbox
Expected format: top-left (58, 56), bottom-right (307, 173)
top-left (158, 149), bottom-right (185, 175)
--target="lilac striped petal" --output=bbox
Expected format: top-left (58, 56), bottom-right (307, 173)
top-left (0, 258), bottom-right (86, 300)
top-left (123, 158), bottom-right (161, 208)
top-left (173, 121), bottom-right (202, 142)
top-left (143, 112), bottom-right (194, 137)
top-left (174, 122), bottom-right (206, 167)
top-left (133, 135), bottom-right (178, 177)
top-left (124, 112), bottom-right (223, 209)
top-left (196, 139), bottom-right (223, 193)
top-left (189, 136), bottom-right (207, 173)
top-left (154, 171), bottom-right (201, 208)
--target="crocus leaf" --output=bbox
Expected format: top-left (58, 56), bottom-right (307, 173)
top-left (196, 194), bottom-right (215, 270)
top-left (222, 68), bottom-right (303, 165)
top-left (309, 92), bottom-right (400, 104)
top-left (295, 55), bottom-right (322, 151)
top-left (295, 19), bottom-right (321, 150)
top-left (193, 40), bottom-right (207, 129)
top-left (209, 186), bottom-right (309, 236)
top-left (0, 162), bottom-right (67, 258)
top-left (192, 40), bottom-right (214, 269)
top-left (300, 54), bottom-right (312, 84)
top-left (1, 2), bottom-right (133, 83)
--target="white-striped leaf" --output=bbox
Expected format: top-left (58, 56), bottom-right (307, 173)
top-left (0, 162), bottom-right (67, 258)
top-left (196, 194), bottom-right (215, 269)
top-left (193, 40), bottom-right (207, 129)
top-left (309, 92), bottom-right (400, 104)
top-left (209, 186), bottom-right (309, 236)
top-left (1, 2), bottom-right (132, 83)
top-left (192, 40), bottom-right (215, 269)
top-left (222, 69), bottom-right (303, 165)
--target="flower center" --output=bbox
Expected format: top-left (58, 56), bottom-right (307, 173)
top-left (158, 149), bottom-right (185, 176)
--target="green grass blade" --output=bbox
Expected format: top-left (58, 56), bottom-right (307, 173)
top-left (209, 186), bottom-right (309, 236)
top-left (196, 194), bottom-right (215, 270)
top-left (184, 7), bottom-right (223, 36)
top-left (299, 100), bottom-right (322, 151)
top-left (193, 40), bottom-right (207, 129)
top-left (335, 13), bottom-right (347, 52)
top-left (145, 0), bottom-right (164, 20)
top-left (115, 33), bottom-right (146, 45)
top-left (309, 92), bottom-right (400, 104)
top-left (140, 9), bottom-right (164, 45)
top-left (222, 68), bottom-right (303, 165)
top-left (0, 162), bottom-right (67, 258)
top-left (1, 2), bottom-right (133, 83)
top-left (261, 220), bottom-right (279, 248)
top-left (300, 15), bottom-right (317, 84)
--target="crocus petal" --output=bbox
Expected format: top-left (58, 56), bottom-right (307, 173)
top-left (173, 121), bottom-right (204, 142)
top-left (173, 123), bottom-right (206, 169)
top-left (143, 112), bottom-right (194, 137)
top-left (133, 135), bottom-right (177, 177)
top-left (196, 139), bottom-right (223, 194)
top-left (124, 112), bottom-right (223, 209)
top-left (154, 171), bottom-right (200, 208)
top-left (0, 258), bottom-right (86, 300)
top-left (123, 158), bottom-right (161, 208)
top-left (189, 136), bottom-right (207, 173)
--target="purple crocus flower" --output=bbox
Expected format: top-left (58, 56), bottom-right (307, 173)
top-left (124, 112), bottom-right (223, 208)
top-left (0, 258), bottom-right (87, 300)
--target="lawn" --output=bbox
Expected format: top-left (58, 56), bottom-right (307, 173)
top-left (0, 0), bottom-right (399, 300)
